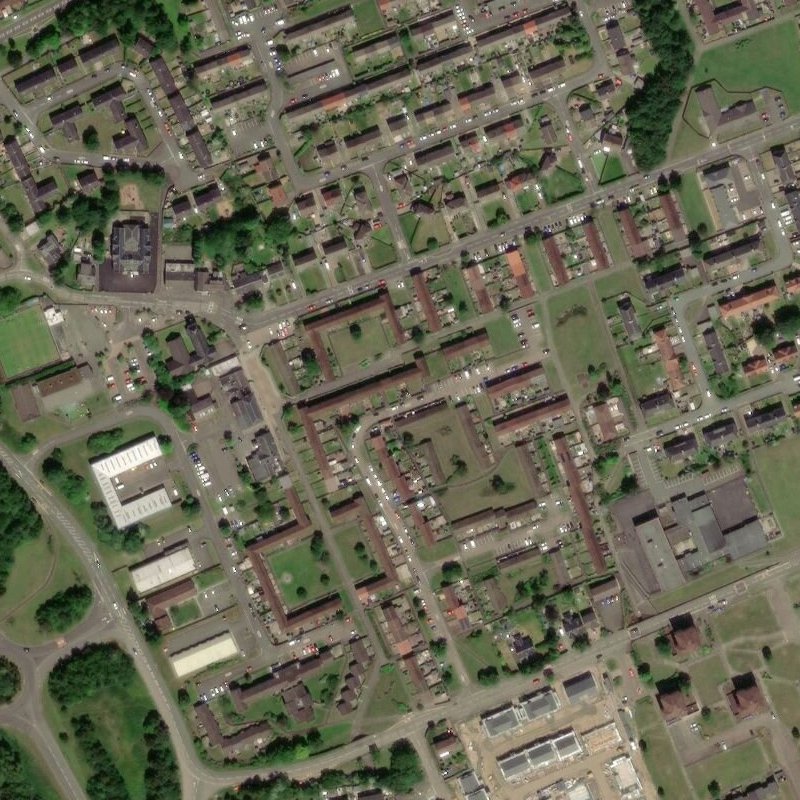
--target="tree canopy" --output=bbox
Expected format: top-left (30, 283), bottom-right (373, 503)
top-left (0, 656), bottom-right (20, 704)
top-left (0, 730), bottom-right (54, 799)
top-left (48, 642), bottom-right (136, 706)
top-left (0, 459), bottom-right (43, 594)
top-left (624, 0), bottom-right (694, 169)
top-left (35, 584), bottom-right (93, 633)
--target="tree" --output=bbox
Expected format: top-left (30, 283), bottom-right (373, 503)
top-left (349, 322), bottom-right (362, 339)
top-left (0, 460), bottom-right (44, 594)
top-left (572, 632), bottom-right (590, 651)
top-left (751, 315), bottom-right (776, 347)
top-left (490, 474), bottom-right (515, 494)
top-left (654, 634), bottom-right (672, 656)
top-left (82, 125), bottom-right (100, 151)
top-left (792, 726), bottom-right (800, 739)
top-left (296, 586), bottom-right (307, 600)
top-left (701, 706), bottom-right (712, 719)
top-left (410, 325), bottom-right (425, 343)
top-left (241, 290), bottom-right (264, 312)
top-left (477, 666), bottom-right (500, 686)
top-left (0, 285), bottom-right (22, 317)
top-left (35, 584), bottom-right (93, 632)
top-left (48, 643), bottom-right (135, 705)
top-left (762, 645), bottom-right (773, 661)
top-left (430, 638), bottom-right (447, 658)
top-left (0, 656), bottom-right (20, 703)
top-left (6, 48), bottom-right (21, 68)
top-left (708, 779), bottom-right (720, 798)
top-left (309, 531), bottom-right (328, 561)
top-left (441, 560), bottom-right (463, 585)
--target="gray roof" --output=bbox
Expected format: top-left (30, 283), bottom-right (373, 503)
top-left (520, 689), bottom-right (559, 721)
top-left (563, 671), bottom-right (597, 703)
top-left (481, 705), bottom-right (520, 736)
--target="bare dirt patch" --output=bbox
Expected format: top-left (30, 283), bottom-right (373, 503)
top-left (120, 183), bottom-right (142, 210)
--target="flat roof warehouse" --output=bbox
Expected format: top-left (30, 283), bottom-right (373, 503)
top-left (90, 436), bottom-right (172, 529)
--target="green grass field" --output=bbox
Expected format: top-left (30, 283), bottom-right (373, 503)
top-left (595, 207), bottom-right (629, 267)
top-left (619, 345), bottom-right (666, 397)
top-left (352, 0), bottom-right (383, 34)
top-left (693, 22), bottom-right (800, 113)
top-left (687, 739), bottom-right (768, 798)
top-left (690, 654), bottom-right (728, 708)
top-left (335, 524), bottom-right (380, 582)
top-left (0, 305), bottom-right (59, 378)
top-left (268, 542), bottom-right (338, 608)
top-left (545, 285), bottom-right (617, 401)
top-left (169, 598), bottom-right (201, 627)
top-left (634, 696), bottom-right (693, 799)
top-left (366, 229), bottom-right (397, 269)
top-left (46, 665), bottom-right (161, 799)
top-left (753, 437), bottom-right (800, 546)
top-left (676, 173), bottom-right (714, 235)
top-left (300, 266), bottom-right (327, 294)
top-left (524, 238), bottom-right (553, 292)
top-left (713, 594), bottom-right (779, 642)
top-left (592, 153), bottom-right (625, 184)
top-left (541, 161), bottom-right (584, 205)
top-left (455, 631), bottom-right (506, 680)
top-left (327, 317), bottom-right (391, 369)
top-left (0, 531), bottom-right (88, 644)
top-left (486, 317), bottom-right (519, 358)
top-left (363, 666), bottom-right (411, 721)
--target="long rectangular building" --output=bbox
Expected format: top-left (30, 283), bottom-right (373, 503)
top-left (170, 632), bottom-right (238, 678)
top-left (130, 546), bottom-right (197, 595)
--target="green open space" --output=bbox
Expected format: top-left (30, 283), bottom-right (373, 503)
top-left (366, 229), bottom-right (397, 269)
top-left (364, 666), bottom-right (412, 721)
top-left (713, 594), bottom-right (779, 642)
top-left (686, 739), bottom-right (768, 798)
top-left (335, 524), bottom-right (381, 583)
top-left (595, 207), bottom-right (629, 267)
top-left (690, 654), bottom-right (727, 708)
top-left (300, 265), bottom-right (328, 294)
top-left (46, 650), bottom-right (168, 800)
top-left (438, 448), bottom-right (533, 524)
top-left (194, 565), bottom-right (226, 591)
top-left (169, 598), bottom-right (201, 627)
top-left (753, 436), bottom-right (800, 547)
top-left (765, 643), bottom-right (800, 681)
top-left (0, 305), bottom-right (59, 379)
top-left (692, 22), bottom-right (800, 113)
top-left (486, 317), bottom-right (520, 358)
top-left (595, 267), bottom-right (644, 306)
top-left (399, 212), bottom-right (451, 254)
top-left (676, 173), bottom-right (714, 235)
top-left (268, 542), bottom-right (339, 608)
top-left (540, 157), bottom-right (583, 205)
top-left (765, 679), bottom-right (800, 730)
top-left (591, 152), bottom-right (625, 185)
top-left (353, 0), bottom-right (384, 34)
top-left (619, 345), bottom-right (666, 397)
top-left (634, 696), bottom-right (693, 799)
top-left (524, 237), bottom-right (552, 292)
top-left (454, 631), bottom-right (505, 680)
top-left (327, 317), bottom-right (392, 370)
top-left (545, 285), bottom-right (618, 401)
top-left (0, 531), bottom-right (87, 644)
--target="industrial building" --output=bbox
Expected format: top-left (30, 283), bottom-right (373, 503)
top-left (90, 435), bottom-right (172, 528)
top-left (130, 545), bottom-right (197, 595)
top-left (170, 632), bottom-right (239, 678)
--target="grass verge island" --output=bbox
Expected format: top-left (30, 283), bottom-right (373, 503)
top-left (47, 642), bottom-right (179, 800)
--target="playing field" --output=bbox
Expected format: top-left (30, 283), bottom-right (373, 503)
top-left (753, 436), bottom-right (800, 546)
top-left (0, 306), bottom-right (59, 379)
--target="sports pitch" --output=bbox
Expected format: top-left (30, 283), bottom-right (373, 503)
top-left (0, 306), bottom-right (59, 379)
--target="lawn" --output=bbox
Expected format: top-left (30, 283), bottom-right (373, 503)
top-left (634, 696), bottom-right (693, 799)
top-left (352, 0), bottom-right (383, 34)
top-left (676, 173), bottom-right (714, 235)
top-left (268, 541), bottom-right (337, 608)
top-left (364, 665), bottom-right (411, 720)
top-left (524, 237), bottom-right (552, 292)
top-left (595, 266), bottom-right (644, 305)
top-left (545, 285), bottom-right (618, 401)
top-left (366, 229), bottom-right (397, 269)
top-left (169, 598), bottom-right (201, 627)
top-left (405, 405), bottom-right (476, 483)
top-left (46, 662), bottom-right (162, 800)
top-left (692, 22), bottom-right (800, 113)
top-left (486, 317), bottom-right (519, 358)
top-left (0, 305), bottom-right (59, 378)
top-left (690, 655), bottom-right (728, 708)
top-left (764, 680), bottom-right (800, 729)
top-left (541, 158), bottom-right (584, 205)
top-left (455, 631), bottom-right (506, 680)
top-left (440, 266), bottom-right (476, 320)
top-left (335, 524), bottom-right (380, 582)
top-left (195, 565), bottom-right (226, 590)
top-left (516, 189), bottom-right (539, 215)
top-left (592, 153), bottom-right (625, 185)
top-left (0, 530), bottom-right (88, 644)
top-left (686, 739), bottom-right (768, 798)
top-left (619, 344), bottom-right (666, 397)
top-left (400, 212), bottom-right (451, 254)
top-left (764, 643), bottom-right (800, 681)
top-left (753, 437), bottom-right (800, 546)
top-left (300, 265), bottom-right (327, 294)
top-left (595, 207), bottom-right (629, 267)
top-left (713, 595), bottom-right (779, 643)
top-left (327, 316), bottom-right (391, 370)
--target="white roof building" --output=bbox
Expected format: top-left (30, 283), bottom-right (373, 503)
top-left (90, 435), bottom-right (172, 528)
top-left (130, 546), bottom-right (197, 595)
top-left (170, 632), bottom-right (239, 678)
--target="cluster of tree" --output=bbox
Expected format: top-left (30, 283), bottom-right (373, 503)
top-left (309, 531), bottom-right (329, 562)
top-left (515, 568), bottom-right (551, 606)
top-left (489, 474), bottom-right (515, 494)
top-left (92, 502), bottom-right (143, 553)
top-left (353, 540), bottom-right (378, 572)
top-left (25, 24), bottom-right (61, 58)
top-left (440, 560), bottom-right (463, 586)
top-left (42, 449), bottom-right (87, 504)
top-left (0, 655), bottom-right (20, 703)
top-left (240, 290), bottom-right (265, 312)
top-left (126, 590), bottom-right (161, 642)
top-left (142, 710), bottom-right (180, 800)
top-left (349, 322), bottom-right (362, 339)
top-left (0, 730), bottom-right (52, 799)
top-left (71, 714), bottom-right (130, 800)
top-left (430, 638), bottom-right (447, 658)
top-left (86, 427), bottom-right (126, 455)
top-left (0, 285), bottom-right (22, 317)
top-left (55, 179), bottom-right (119, 237)
top-left (219, 739), bottom-right (423, 798)
top-left (140, 331), bottom-right (192, 430)
top-left (82, 126), bottom-right (101, 151)
top-left (192, 207), bottom-right (295, 271)
top-left (0, 459), bottom-right (44, 594)
top-left (0, 198), bottom-right (24, 233)
top-left (624, 0), bottom-right (694, 169)
top-left (48, 642), bottom-right (136, 706)
top-left (552, 13), bottom-right (592, 57)
top-left (180, 494), bottom-right (200, 516)
top-left (57, 0), bottom-right (184, 54)
top-left (477, 665), bottom-right (500, 685)
top-left (752, 303), bottom-right (800, 345)
top-left (34, 584), bottom-right (93, 633)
